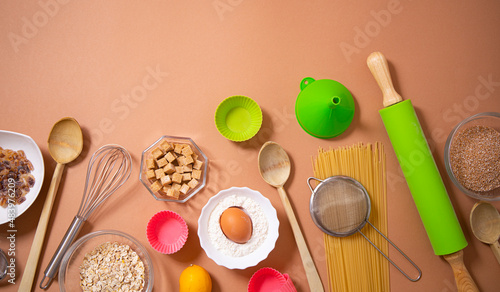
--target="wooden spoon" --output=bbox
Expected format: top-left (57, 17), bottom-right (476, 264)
top-left (258, 141), bottom-right (324, 292)
top-left (470, 201), bottom-right (500, 265)
top-left (18, 117), bottom-right (83, 292)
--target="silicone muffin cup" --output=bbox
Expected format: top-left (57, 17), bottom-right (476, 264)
top-left (215, 95), bottom-right (263, 142)
top-left (146, 210), bottom-right (188, 254)
top-left (248, 267), bottom-right (297, 292)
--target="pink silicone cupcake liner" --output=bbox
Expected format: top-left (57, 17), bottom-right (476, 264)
top-left (146, 210), bottom-right (188, 254)
top-left (248, 267), bottom-right (296, 292)
top-left (281, 274), bottom-right (297, 292)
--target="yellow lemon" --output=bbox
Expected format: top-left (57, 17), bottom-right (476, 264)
top-left (179, 264), bottom-right (212, 292)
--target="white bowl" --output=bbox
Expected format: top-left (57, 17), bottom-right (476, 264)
top-left (198, 187), bottom-right (279, 269)
top-left (0, 130), bottom-right (44, 225)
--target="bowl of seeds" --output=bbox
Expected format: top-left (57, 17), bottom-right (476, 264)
top-left (444, 112), bottom-right (500, 201)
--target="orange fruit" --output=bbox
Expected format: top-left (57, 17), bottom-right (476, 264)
top-left (179, 264), bottom-right (212, 292)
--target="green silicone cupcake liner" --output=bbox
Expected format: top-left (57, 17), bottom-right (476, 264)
top-left (215, 95), bottom-right (263, 142)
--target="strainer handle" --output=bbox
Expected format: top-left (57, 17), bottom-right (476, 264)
top-left (306, 177), bottom-right (323, 193)
top-left (359, 221), bottom-right (422, 282)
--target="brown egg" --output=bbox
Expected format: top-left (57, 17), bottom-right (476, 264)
top-left (220, 207), bottom-right (253, 244)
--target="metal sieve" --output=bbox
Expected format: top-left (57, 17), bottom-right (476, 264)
top-left (308, 176), bottom-right (421, 281)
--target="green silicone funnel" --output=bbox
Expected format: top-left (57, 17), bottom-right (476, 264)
top-left (295, 77), bottom-right (355, 139)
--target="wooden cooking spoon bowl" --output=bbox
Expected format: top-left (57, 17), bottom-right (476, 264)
top-left (470, 201), bottom-right (500, 265)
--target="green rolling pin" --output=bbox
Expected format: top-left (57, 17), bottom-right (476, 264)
top-left (367, 52), bottom-right (479, 292)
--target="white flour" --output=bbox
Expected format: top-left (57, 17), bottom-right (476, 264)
top-left (207, 194), bottom-right (268, 257)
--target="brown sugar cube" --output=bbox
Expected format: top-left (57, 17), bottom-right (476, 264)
top-left (184, 155), bottom-right (194, 165)
top-left (165, 152), bottom-right (177, 163)
top-left (172, 183), bottom-right (182, 191)
top-left (164, 163), bottom-right (176, 174)
top-left (166, 188), bottom-right (180, 199)
top-left (146, 169), bottom-right (156, 180)
top-left (177, 156), bottom-right (187, 166)
top-left (182, 173), bottom-right (191, 181)
top-left (160, 140), bottom-right (173, 152)
top-left (150, 180), bottom-right (162, 192)
top-left (174, 144), bottom-right (184, 154)
top-left (192, 152), bottom-right (198, 160)
top-left (156, 157), bottom-right (168, 168)
top-left (188, 178), bottom-right (199, 189)
top-left (193, 159), bottom-right (204, 170)
top-left (171, 172), bottom-right (183, 184)
top-left (192, 169), bottom-right (202, 180)
top-left (182, 145), bottom-right (194, 157)
top-left (146, 158), bottom-right (156, 169)
top-left (160, 175), bottom-right (172, 186)
top-left (151, 147), bottom-right (164, 159)
top-left (182, 164), bottom-right (192, 173)
top-left (179, 184), bottom-right (190, 195)
top-left (162, 185), bottom-right (171, 193)
top-left (175, 166), bottom-right (184, 174)
top-left (155, 168), bottom-right (166, 179)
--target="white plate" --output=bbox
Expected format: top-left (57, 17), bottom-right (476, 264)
top-left (198, 187), bottom-right (279, 269)
top-left (0, 130), bottom-right (45, 225)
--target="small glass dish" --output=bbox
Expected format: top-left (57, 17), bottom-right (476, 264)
top-left (59, 230), bottom-right (154, 292)
top-left (140, 135), bottom-right (208, 203)
top-left (444, 112), bottom-right (500, 201)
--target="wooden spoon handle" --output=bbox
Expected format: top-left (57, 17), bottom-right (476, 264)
top-left (277, 186), bottom-right (324, 292)
top-left (367, 51), bottom-right (403, 107)
top-left (443, 250), bottom-right (479, 292)
top-left (490, 241), bottom-right (500, 266)
top-left (18, 163), bottom-right (65, 292)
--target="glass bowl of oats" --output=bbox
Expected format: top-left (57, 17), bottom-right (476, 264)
top-left (140, 135), bottom-right (208, 203)
top-left (444, 112), bottom-right (500, 201)
top-left (59, 230), bottom-right (154, 292)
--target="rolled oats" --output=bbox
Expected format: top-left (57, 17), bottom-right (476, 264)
top-left (79, 242), bottom-right (145, 292)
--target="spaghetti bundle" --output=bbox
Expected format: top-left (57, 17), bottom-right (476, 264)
top-left (312, 143), bottom-right (389, 292)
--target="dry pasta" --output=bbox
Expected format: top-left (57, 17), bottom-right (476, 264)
top-left (312, 142), bottom-right (389, 292)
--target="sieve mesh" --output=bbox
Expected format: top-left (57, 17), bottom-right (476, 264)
top-left (310, 176), bottom-right (370, 236)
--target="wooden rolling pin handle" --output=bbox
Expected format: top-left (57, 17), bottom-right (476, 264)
top-left (443, 250), bottom-right (480, 292)
top-left (18, 163), bottom-right (65, 292)
top-left (367, 51), bottom-right (403, 107)
top-left (277, 186), bottom-right (324, 292)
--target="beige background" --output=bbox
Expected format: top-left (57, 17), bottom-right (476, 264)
top-left (1, 0), bottom-right (500, 291)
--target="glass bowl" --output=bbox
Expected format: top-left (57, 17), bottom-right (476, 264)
top-left (140, 135), bottom-right (208, 203)
top-left (59, 230), bottom-right (154, 292)
top-left (444, 112), bottom-right (500, 201)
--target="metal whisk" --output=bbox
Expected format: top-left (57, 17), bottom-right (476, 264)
top-left (40, 144), bottom-right (132, 289)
